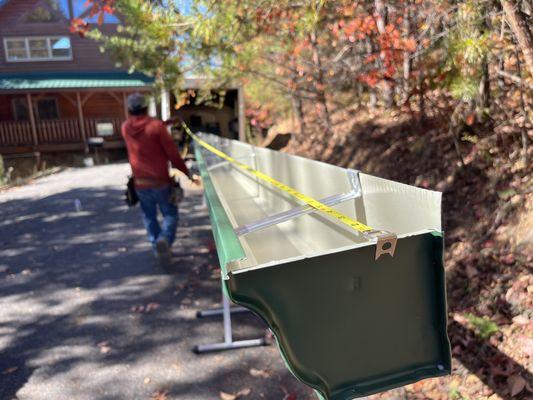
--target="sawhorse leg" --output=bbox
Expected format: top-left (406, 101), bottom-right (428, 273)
top-left (193, 288), bottom-right (268, 353)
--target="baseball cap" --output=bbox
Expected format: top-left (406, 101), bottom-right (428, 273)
top-left (127, 93), bottom-right (148, 112)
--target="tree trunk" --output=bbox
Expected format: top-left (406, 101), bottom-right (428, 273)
top-left (449, 105), bottom-right (466, 166)
top-left (497, 17), bottom-right (506, 90)
top-left (477, 59), bottom-right (490, 122)
top-left (365, 38), bottom-right (378, 110)
top-left (416, 53), bottom-right (425, 124)
top-left (516, 48), bottom-right (530, 165)
top-left (309, 30), bottom-right (334, 141)
top-left (501, 0), bottom-right (533, 77)
top-left (402, 4), bottom-right (413, 102)
top-left (291, 92), bottom-right (306, 139)
top-left (374, 0), bottom-right (394, 107)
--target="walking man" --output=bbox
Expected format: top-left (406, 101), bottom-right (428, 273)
top-left (122, 93), bottom-right (195, 263)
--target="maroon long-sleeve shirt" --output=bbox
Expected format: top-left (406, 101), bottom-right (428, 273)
top-left (121, 115), bottom-right (190, 189)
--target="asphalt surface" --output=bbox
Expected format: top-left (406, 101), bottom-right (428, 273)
top-left (0, 164), bottom-right (315, 400)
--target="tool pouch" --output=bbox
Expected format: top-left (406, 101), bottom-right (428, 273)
top-left (125, 176), bottom-right (139, 207)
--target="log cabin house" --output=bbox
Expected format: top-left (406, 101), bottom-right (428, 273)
top-left (0, 0), bottom-right (245, 171)
top-left (0, 0), bottom-right (153, 158)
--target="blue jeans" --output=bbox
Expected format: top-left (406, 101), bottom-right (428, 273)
top-left (136, 186), bottom-right (178, 247)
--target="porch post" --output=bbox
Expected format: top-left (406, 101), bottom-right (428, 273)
top-left (161, 89), bottom-right (170, 121)
top-left (76, 91), bottom-right (88, 153)
top-left (148, 96), bottom-right (157, 117)
top-left (26, 93), bottom-right (38, 147)
top-left (121, 92), bottom-right (128, 120)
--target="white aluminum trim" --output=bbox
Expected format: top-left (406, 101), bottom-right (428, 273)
top-left (231, 229), bottom-right (441, 275)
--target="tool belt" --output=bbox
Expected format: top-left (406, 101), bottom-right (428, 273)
top-left (124, 176), bottom-right (184, 207)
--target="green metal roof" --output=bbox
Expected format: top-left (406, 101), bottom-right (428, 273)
top-left (0, 71), bottom-right (154, 90)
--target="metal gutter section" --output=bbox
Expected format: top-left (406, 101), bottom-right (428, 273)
top-left (194, 133), bottom-right (451, 399)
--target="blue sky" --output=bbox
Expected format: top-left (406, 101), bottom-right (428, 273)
top-left (57, 0), bottom-right (119, 22)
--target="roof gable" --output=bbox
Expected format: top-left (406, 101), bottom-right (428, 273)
top-left (21, 0), bottom-right (69, 23)
top-left (0, 0), bottom-right (68, 28)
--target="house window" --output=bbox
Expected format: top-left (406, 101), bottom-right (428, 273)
top-left (11, 98), bottom-right (59, 120)
top-left (35, 98), bottom-right (59, 120)
top-left (12, 98), bottom-right (29, 121)
top-left (5, 40), bottom-right (27, 61)
top-left (4, 37), bottom-right (72, 62)
top-left (28, 38), bottom-right (49, 58)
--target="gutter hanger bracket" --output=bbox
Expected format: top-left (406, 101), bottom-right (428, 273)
top-left (370, 231), bottom-right (398, 260)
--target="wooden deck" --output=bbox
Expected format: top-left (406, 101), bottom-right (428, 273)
top-left (0, 117), bottom-right (125, 154)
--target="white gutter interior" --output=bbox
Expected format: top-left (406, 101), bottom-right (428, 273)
top-left (201, 135), bottom-right (442, 271)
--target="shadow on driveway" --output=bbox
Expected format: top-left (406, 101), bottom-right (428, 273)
top-left (0, 179), bottom-right (312, 400)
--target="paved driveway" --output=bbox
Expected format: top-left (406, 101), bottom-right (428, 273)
top-left (0, 164), bottom-right (313, 400)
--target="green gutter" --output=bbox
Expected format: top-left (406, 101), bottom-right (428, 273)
top-left (194, 143), bottom-right (246, 278)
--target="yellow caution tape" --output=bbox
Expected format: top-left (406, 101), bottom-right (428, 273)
top-left (182, 123), bottom-right (374, 235)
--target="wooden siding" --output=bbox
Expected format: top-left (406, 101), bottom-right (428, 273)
top-left (0, 0), bottom-right (120, 73)
top-left (84, 92), bottom-right (125, 118)
top-left (0, 92), bottom-right (127, 121)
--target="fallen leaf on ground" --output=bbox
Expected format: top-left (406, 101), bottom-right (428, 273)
top-left (508, 374), bottom-right (526, 396)
top-left (145, 302), bottom-right (160, 312)
top-left (220, 392), bottom-right (236, 400)
top-left (465, 264), bottom-right (477, 278)
top-left (519, 336), bottom-right (533, 357)
top-left (219, 388), bottom-right (251, 400)
top-left (236, 388), bottom-right (251, 397)
top-left (500, 254), bottom-right (515, 265)
top-left (144, 377), bottom-right (151, 385)
top-left (131, 305), bottom-right (145, 313)
top-left (249, 368), bottom-right (270, 378)
top-left (150, 390), bottom-right (169, 400)
top-left (2, 366), bottom-right (18, 375)
top-left (131, 303), bottom-right (160, 314)
top-left (97, 341), bottom-right (111, 354)
top-left (512, 315), bottom-right (529, 325)
top-left (453, 313), bottom-right (468, 324)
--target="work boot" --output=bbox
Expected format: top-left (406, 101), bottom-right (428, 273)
top-left (155, 237), bottom-right (172, 265)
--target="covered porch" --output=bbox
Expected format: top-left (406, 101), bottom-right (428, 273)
top-left (0, 72), bottom-right (154, 154)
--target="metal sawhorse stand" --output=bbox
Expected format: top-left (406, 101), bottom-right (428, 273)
top-left (192, 191), bottom-right (267, 353)
top-left (192, 287), bottom-right (268, 353)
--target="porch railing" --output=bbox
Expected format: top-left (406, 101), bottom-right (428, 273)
top-left (0, 117), bottom-right (124, 147)
top-left (0, 120), bottom-right (33, 146)
top-left (37, 119), bottom-right (82, 143)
